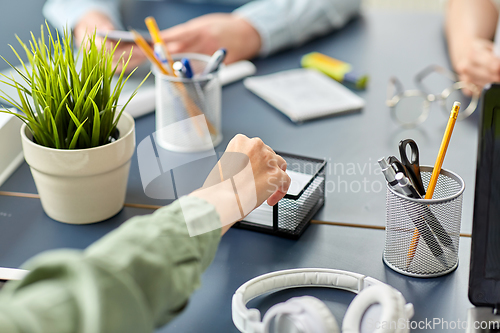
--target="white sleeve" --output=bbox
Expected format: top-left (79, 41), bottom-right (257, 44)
top-left (43, 0), bottom-right (123, 32)
top-left (234, 0), bottom-right (361, 56)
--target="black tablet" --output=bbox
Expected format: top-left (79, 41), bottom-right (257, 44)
top-left (469, 83), bottom-right (500, 308)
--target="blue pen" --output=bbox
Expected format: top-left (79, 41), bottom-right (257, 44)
top-left (202, 48), bottom-right (227, 76)
top-left (181, 58), bottom-right (194, 79)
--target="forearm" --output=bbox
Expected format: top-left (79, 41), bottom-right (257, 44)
top-left (446, 0), bottom-right (499, 70)
top-left (234, 0), bottom-right (361, 56)
top-left (43, 0), bottom-right (122, 31)
top-left (0, 196), bottom-right (221, 332)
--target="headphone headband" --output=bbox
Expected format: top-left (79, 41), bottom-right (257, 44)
top-left (232, 268), bottom-right (388, 333)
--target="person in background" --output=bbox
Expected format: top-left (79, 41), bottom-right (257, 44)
top-left (0, 134), bottom-right (291, 333)
top-left (446, 0), bottom-right (500, 94)
top-left (43, 0), bottom-right (361, 69)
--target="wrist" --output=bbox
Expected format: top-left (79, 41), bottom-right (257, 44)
top-left (232, 15), bottom-right (262, 61)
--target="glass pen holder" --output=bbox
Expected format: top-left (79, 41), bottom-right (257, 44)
top-left (154, 53), bottom-right (222, 152)
top-left (383, 166), bottom-right (465, 278)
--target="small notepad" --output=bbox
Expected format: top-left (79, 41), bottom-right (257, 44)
top-left (244, 68), bottom-right (365, 123)
top-left (243, 170), bottom-right (315, 227)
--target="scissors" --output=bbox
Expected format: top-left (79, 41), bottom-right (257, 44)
top-left (398, 139), bottom-right (426, 197)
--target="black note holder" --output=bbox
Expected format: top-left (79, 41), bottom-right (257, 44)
top-left (235, 152), bottom-right (326, 239)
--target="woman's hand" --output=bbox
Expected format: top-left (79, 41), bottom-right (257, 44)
top-left (160, 13), bottom-right (262, 64)
top-left (453, 38), bottom-right (500, 94)
top-left (189, 134), bottom-right (291, 235)
top-left (73, 10), bottom-right (146, 73)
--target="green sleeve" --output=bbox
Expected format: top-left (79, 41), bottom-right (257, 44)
top-left (0, 196), bottom-right (222, 333)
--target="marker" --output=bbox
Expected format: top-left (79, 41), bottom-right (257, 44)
top-left (301, 52), bottom-right (369, 90)
top-left (378, 157), bottom-right (405, 195)
top-left (395, 172), bottom-right (421, 198)
top-left (202, 48), bottom-right (227, 76)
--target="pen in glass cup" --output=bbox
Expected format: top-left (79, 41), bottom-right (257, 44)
top-left (201, 48), bottom-right (227, 76)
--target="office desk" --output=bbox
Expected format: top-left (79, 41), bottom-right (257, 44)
top-left (0, 3), bottom-right (474, 333)
top-left (1, 6), bottom-right (478, 234)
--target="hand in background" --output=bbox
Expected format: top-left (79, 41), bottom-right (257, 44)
top-left (73, 10), bottom-right (146, 73)
top-left (453, 38), bottom-right (500, 94)
top-left (160, 13), bottom-right (262, 64)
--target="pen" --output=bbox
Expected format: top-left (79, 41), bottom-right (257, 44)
top-left (395, 172), bottom-right (420, 198)
top-left (181, 58), bottom-right (194, 79)
top-left (395, 173), bottom-right (455, 252)
top-left (406, 101), bottom-right (461, 267)
top-left (202, 48), bottom-right (227, 76)
top-left (378, 157), bottom-right (405, 195)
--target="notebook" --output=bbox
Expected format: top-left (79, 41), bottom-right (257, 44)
top-left (243, 68), bottom-right (365, 123)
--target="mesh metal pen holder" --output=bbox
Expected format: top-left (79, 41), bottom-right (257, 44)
top-left (154, 53), bottom-right (222, 152)
top-left (383, 166), bottom-right (465, 278)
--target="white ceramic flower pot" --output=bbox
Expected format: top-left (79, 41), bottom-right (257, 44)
top-left (20, 112), bottom-right (136, 224)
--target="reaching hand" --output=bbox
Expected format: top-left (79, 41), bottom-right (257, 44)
top-left (73, 10), bottom-right (146, 73)
top-left (160, 13), bottom-right (262, 64)
top-left (189, 134), bottom-right (291, 235)
top-left (454, 38), bottom-right (500, 94)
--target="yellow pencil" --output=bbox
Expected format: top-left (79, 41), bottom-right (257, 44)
top-left (406, 101), bottom-right (461, 268)
top-left (145, 16), bottom-right (175, 75)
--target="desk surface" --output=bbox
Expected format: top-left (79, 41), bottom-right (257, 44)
top-left (0, 5), bottom-right (478, 234)
top-left (0, 2), bottom-right (475, 333)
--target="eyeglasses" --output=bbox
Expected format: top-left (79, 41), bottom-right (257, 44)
top-left (386, 65), bottom-right (480, 127)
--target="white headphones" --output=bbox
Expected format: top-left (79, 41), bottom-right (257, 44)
top-left (232, 268), bottom-right (414, 333)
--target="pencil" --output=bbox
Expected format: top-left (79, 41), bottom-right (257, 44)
top-left (145, 16), bottom-right (175, 75)
top-left (406, 101), bottom-right (461, 268)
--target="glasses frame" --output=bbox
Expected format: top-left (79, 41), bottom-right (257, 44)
top-left (387, 65), bottom-right (480, 127)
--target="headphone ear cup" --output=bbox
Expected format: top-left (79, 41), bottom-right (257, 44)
top-left (296, 296), bottom-right (340, 333)
top-left (262, 296), bottom-right (340, 333)
top-left (342, 285), bottom-right (409, 333)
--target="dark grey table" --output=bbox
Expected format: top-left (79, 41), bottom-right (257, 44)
top-left (0, 2), bottom-right (474, 332)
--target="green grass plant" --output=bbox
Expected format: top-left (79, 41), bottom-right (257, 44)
top-left (0, 23), bottom-right (148, 149)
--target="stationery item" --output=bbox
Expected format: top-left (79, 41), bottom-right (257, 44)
top-left (0, 109), bottom-right (23, 186)
top-left (384, 165), bottom-right (464, 277)
top-left (395, 172), bottom-right (420, 198)
top-left (406, 101), bottom-right (461, 267)
top-left (243, 68), bottom-right (365, 123)
top-left (378, 157), bottom-right (405, 195)
top-left (387, 156), bottom-right (408, 177)
top-left (201, 48), bottom-right (227, 76)
top-left (244, 170), bottom-right (315, 227)
top-left (395, 173), bottom-right (456, 252)
top-left (301, 52), bottom-right (369, 90)
top-left (145, 16), bottom-right (174, 74)
top-left (394, 173), bottom-right (449, 268)
top-left (398, 139), bottom-right (425, 196)
top-left (181, 58), bottom-right (194, 78)
top-left (96, 29), bottom-right (151, 43)
top-left (238, 152), bottom-right (326, 239)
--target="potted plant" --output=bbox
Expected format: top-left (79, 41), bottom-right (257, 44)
top-left (0, 25), bottom-right (147, 224)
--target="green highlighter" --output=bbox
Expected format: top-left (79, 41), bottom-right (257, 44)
top-left (300, 52), bottom-right (369, 90)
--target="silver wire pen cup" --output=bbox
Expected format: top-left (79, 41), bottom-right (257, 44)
top-left (383, 166), bottom-right (465, 277)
